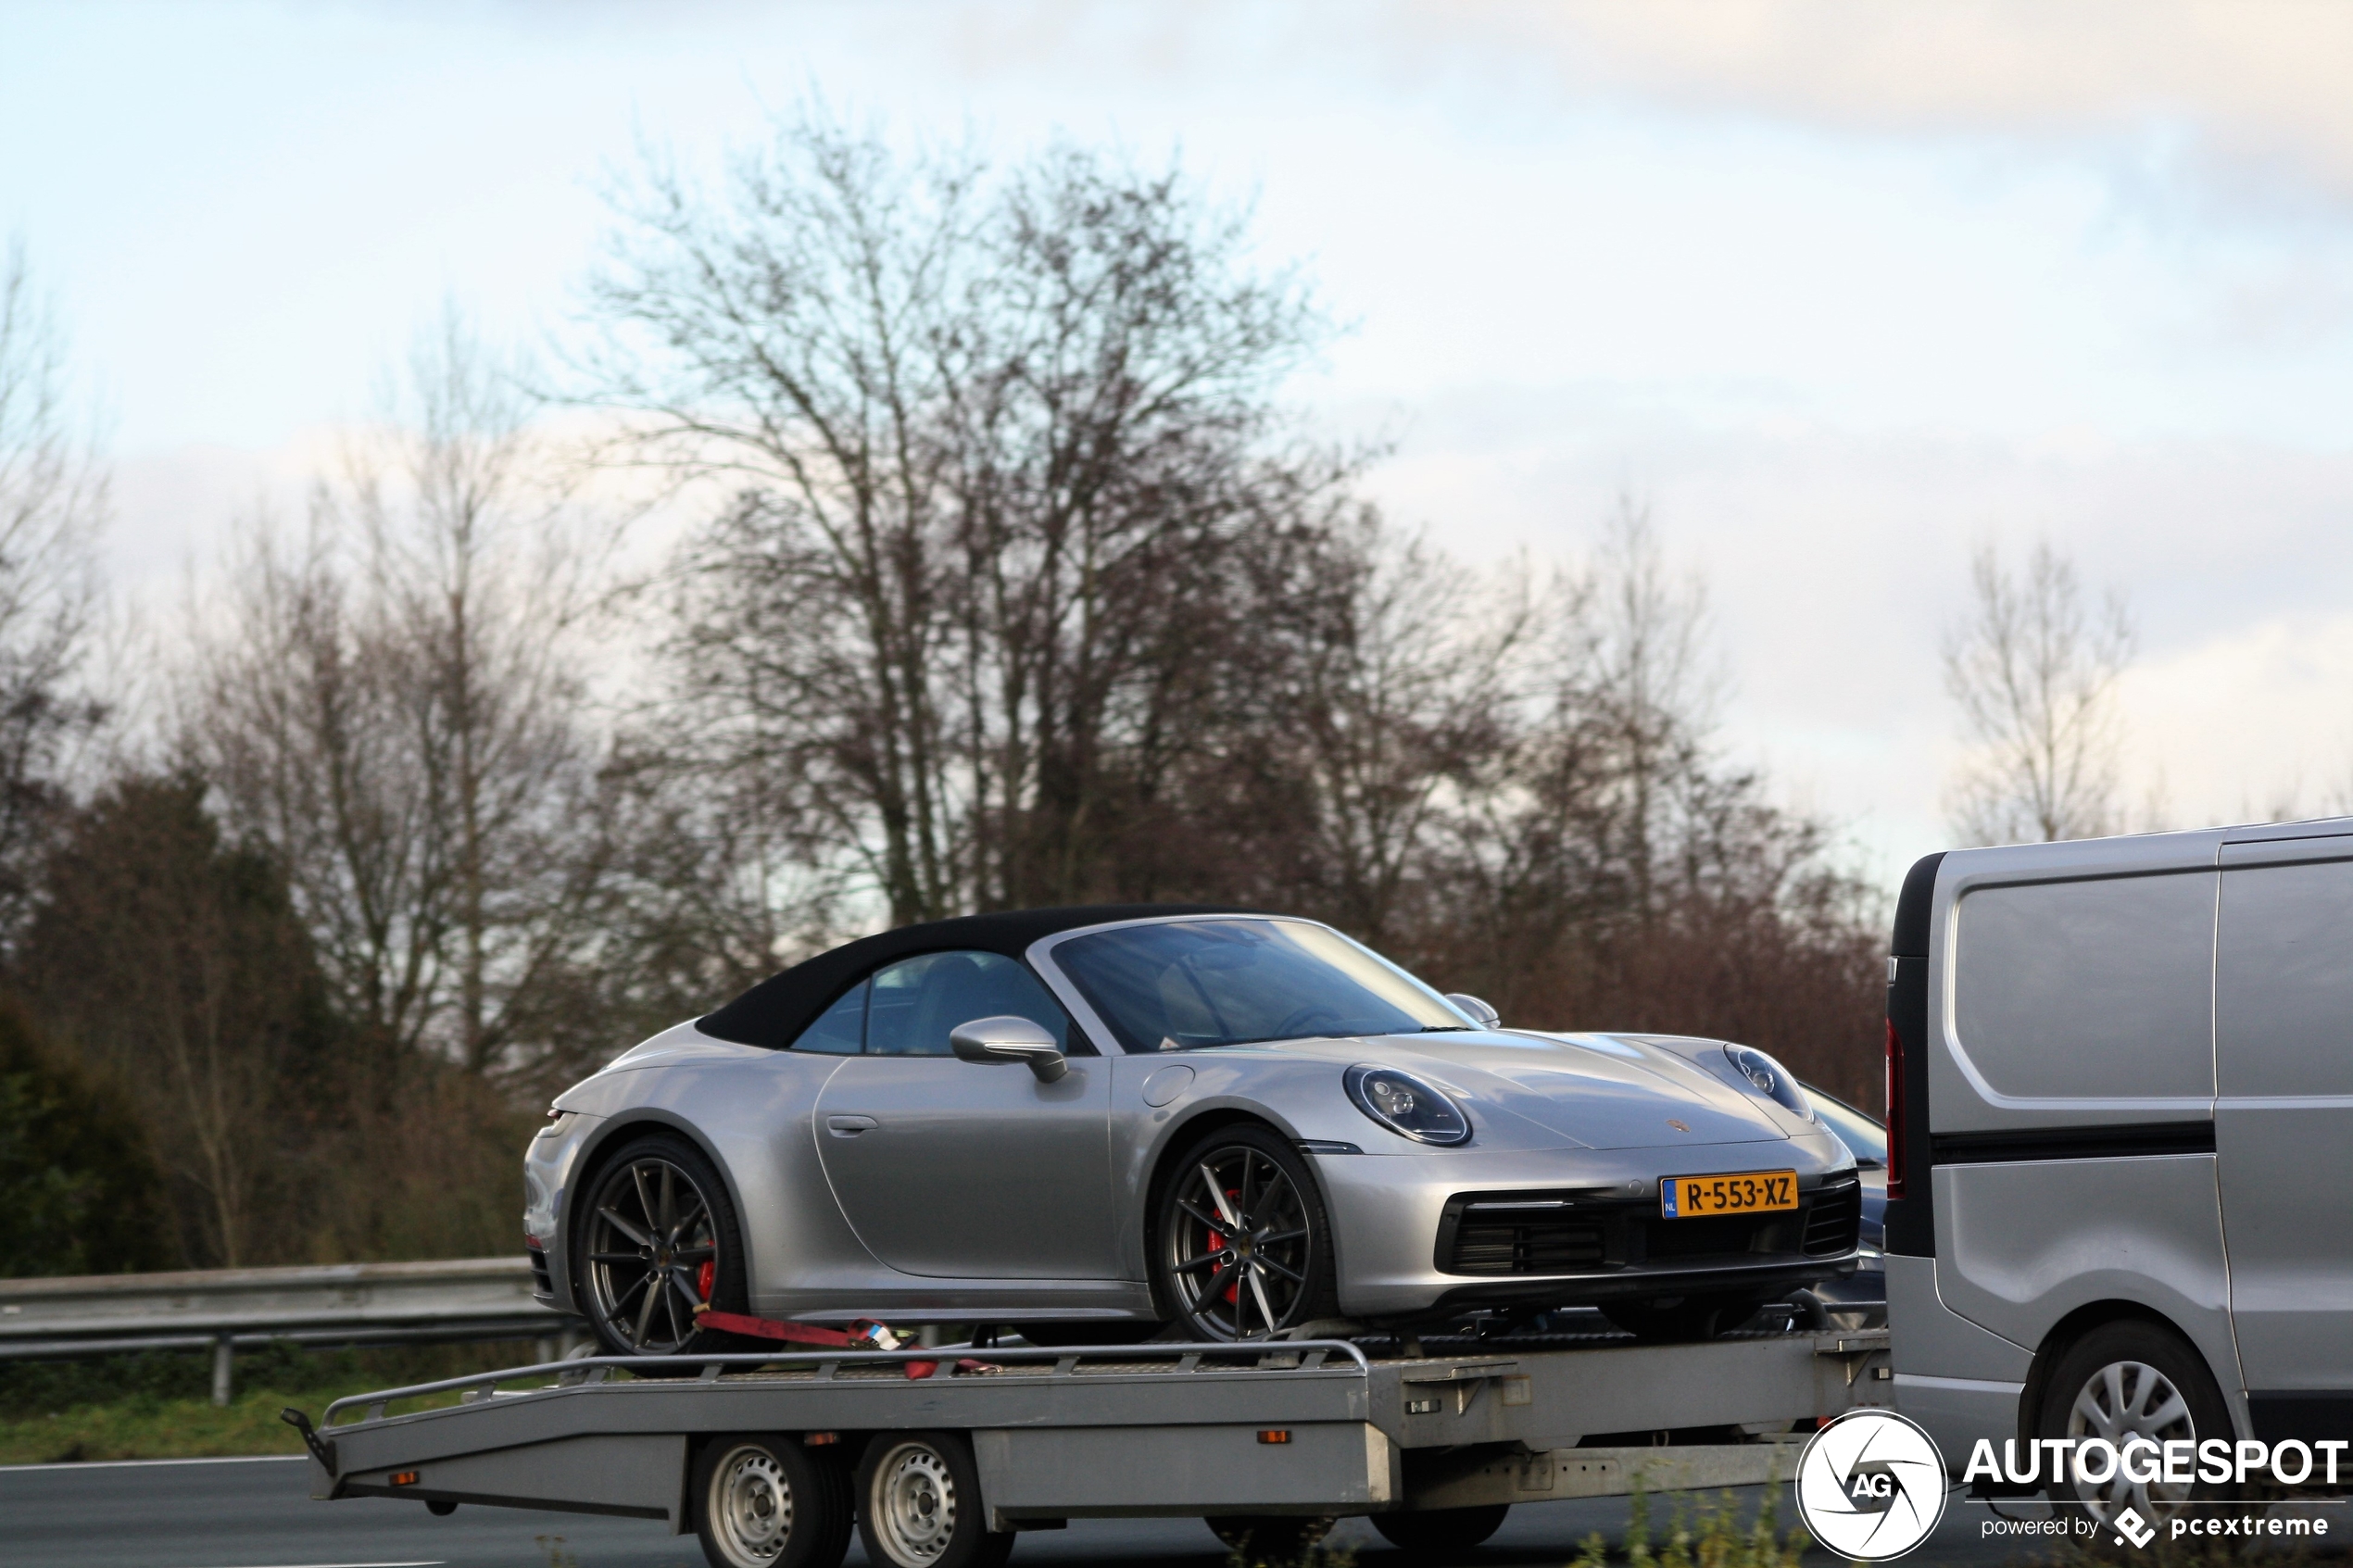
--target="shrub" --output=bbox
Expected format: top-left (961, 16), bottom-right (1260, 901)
top-left (0, 1000), bottom-right (171, 1276)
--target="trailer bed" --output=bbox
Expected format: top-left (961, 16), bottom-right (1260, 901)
top-left (303, 1327), bottom-right (1889, 1536)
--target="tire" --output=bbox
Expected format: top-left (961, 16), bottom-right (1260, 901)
top-left (854, 1430), bottom-right (1014, 1568)
top-left (1599, 1293), bottom-right (1763, 1341)
top-left (2039, 1318), bottom-right (2237, 1529)
top-left (573, 1133), bottom-right (749, 1362)
top-left (691, 1434), bottom-right (852, 1568)
top-left (1372, 1503), bottom-right (1510, 1554)
top-left (1204, 1515), bottom-right (1336, 1562)
top-left (1152, 1123), bottom-right (1339, 1342)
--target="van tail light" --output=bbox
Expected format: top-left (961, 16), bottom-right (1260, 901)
top-left (1884, 1017), bottom-right (1906, 1201)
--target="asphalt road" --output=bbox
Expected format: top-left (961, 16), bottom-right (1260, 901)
top-left (0, 1454), bottom-right (2060, 1568)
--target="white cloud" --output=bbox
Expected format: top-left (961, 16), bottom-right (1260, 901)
top-left (1347, 391), bottom-right (2353, 877)
top-left (1406, 1), bottom-right (2353, 207)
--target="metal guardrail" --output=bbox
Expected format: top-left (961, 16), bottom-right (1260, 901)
top-left (0, 1257), bottom-right (581, 1404)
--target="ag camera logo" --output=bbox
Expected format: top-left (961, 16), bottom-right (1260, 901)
top-left (1796, 1410), bottom-right (1948, 1561)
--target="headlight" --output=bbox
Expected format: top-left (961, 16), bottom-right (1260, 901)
top-left (1343, 1064), bottom-right (1471, 1146)
top-left (1724, 1045), bottom-right (1813, 1120)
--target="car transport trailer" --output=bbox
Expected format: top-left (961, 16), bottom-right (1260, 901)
top-left (290, 1323), bottom-right (1891, 1568)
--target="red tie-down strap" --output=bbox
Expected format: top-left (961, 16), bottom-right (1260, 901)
top-left (691, 1307), bottom-right (993, 1380)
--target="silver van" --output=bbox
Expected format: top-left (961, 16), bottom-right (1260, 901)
top-left (1888, 821), bottom-right (2353, 1522)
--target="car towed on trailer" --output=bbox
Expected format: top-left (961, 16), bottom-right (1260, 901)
top-left (524, 906), bottom-right (1860, 1354)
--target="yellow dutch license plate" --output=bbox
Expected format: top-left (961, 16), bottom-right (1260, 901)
top-left (1660, 1170), bottom-right (1798, 1219)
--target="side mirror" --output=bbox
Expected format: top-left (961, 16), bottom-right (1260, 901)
top-left (1445, 993), bottom-right (1501, 1029)
top-left (949, 1015), bottom-right (1069, 1083)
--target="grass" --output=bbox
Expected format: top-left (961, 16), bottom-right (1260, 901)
top-left (0, 1339), bottom-right (532, 1465)
top-left (0, 1380), bottom-right (476, 1465)
top-left (1571, 1484), bottom-right (1810, 1568)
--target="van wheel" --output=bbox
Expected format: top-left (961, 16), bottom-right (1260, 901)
top-left (855, 1430), bottom-right (1013, 1568)
top-left (1373, 1503), bottom-right (1510, 1552)
top-left (2039, 1320), bottom-right (2234, 1528)
top-left (690, 1434), bottom-right (850, 1568)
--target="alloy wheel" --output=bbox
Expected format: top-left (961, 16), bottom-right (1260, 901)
top-left (1165, 1144), bottom-right (1315, 1340)
top-left (2065, 1358), bottom-right (2198, 1524)
top-left (585, 1155), bottom-right (719, 1354)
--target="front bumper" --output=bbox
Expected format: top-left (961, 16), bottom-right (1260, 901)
top-left (1312, 1141), bottom-right (1860, 1320)
top-left (522, 1112), bottom-right (603, 1315)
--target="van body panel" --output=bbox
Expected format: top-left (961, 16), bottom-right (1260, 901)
top-left (1888, 1253), bottom-right (2029, 1474)
top-left (1927, 831), bottom-right (2223, 1135)
top-left (1887, 1253), bottom-right (2032, 1374)
top-left (2217, 840), bottom-right (2353, 1399)
top-left (2221, 821), bottom-right (2353, 846)
top-left (1947, 873), bottom-right (2215, 1104)
top-left (1929, 1156), bottom-right (2246, 1436)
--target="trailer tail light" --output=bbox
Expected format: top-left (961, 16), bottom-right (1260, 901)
top-left (804, 1431), bottom-right (839, 1447)
top-left (1257, 1430), bottom-right (1291, 1445)
top-left (1884, 1018), bottom-right (1906, 1201)
top-left (392, 1471), bottom-right (420, 1486)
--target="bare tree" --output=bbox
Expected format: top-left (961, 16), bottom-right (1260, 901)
top-left (577, 113), bottom-right (1349, 927)
top-left (0, 242), bottom-right (105, 943)
top-left (1943, 541), bottom-right (2133, 845)
top-left (1584, 500), bottom-right (1718, 923)
top-left (346, 311), bottom-right (611, 1073)
top-left (194, 526), bottom-right (444, 1060)
top-left (1267, 524), bottom-right (1529, 944)
top-left (190, 310), bottom-right (612, 1076)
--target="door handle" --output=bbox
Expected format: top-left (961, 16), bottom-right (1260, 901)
top-left (825, 1114), bottom-right (878, 1136)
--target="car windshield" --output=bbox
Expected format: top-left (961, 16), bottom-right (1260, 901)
top-left (1805, 1085), bottom-right (1888, 1168)
top-left (1051, 917), bottom-right (1466, 1052)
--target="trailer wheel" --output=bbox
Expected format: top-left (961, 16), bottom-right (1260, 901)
top-left (854, 1431), bottom-right (1013, 1568)
top-left (1204, 1515), bottom-right (1336, 1559)
top-left (1372, 1503), bottom-right (1509, 1553)
top-left (691, 1433), bottom-right (851, 1568)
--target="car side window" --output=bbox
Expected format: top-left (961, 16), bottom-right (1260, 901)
top-left (789, 981), bottom-right (868, 1054)
top-left (864, 951), bottom-right (1075, 1058)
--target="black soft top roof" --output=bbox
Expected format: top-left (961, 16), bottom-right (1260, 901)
top-left (695, 903), bottom-right (1258, 1049)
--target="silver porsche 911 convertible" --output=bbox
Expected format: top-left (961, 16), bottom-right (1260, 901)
top-left (523, 906), bottom-right (1859, 1355)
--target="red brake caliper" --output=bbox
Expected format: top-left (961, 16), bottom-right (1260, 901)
top-left (1218, 1187), bottom-right (1241, 1303)
top-left (697, 1259), bottom-right (716, 1302)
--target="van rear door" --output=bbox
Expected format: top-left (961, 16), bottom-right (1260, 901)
top-left (2217, 834), bottom-right (2353, 1440)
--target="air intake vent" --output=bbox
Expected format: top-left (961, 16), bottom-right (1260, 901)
top-left (1443, 1198), bottom-right (1609, 1276)
top-left (1802, 1179), bottom-right (1863, 1257)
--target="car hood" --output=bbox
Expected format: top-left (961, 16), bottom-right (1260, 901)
top-left (1265, 1030), bottom-right (1793, 1150)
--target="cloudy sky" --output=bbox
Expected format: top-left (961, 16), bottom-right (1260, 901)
top-left (6, 1), bottom-right (2351, 888)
